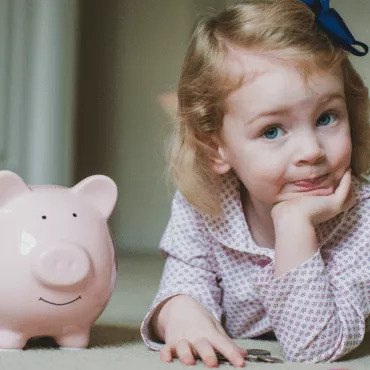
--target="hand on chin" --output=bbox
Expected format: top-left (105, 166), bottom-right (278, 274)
top-left (272, 169), bottom-right (355, 226)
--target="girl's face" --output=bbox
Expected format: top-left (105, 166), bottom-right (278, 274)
top-left (214, 51), bottom-right (352, 209)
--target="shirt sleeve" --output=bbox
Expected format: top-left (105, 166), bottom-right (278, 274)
top-left (140, 191), bottom-right (222, 350)
top-left (251, 198), bottom-right (370, 362)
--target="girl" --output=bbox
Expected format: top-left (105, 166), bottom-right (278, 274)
top-left (141, 0), bottom-right (370, 366)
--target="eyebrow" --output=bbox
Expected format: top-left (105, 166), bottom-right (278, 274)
top-left (246, 93), bottom-right (346, 126)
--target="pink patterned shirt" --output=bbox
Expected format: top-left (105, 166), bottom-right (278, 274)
top-left (141, 173), bottom-right (370, 362)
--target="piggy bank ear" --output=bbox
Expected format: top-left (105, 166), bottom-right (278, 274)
top-left (71, 175), bottom-right (117, 219)
top-left (0, 170), bottom-right (31, 206)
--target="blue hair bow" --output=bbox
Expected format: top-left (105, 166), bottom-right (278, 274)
top-left (301, 0), bottom-right (368, 56)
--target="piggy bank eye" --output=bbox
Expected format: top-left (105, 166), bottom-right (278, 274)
top-left (42, 215), bottom-right (47, 220)
top-left (73, 213), bottom-right (77, 217)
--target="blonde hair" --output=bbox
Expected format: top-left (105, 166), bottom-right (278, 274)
top-left (169, 0), bottom-right (370, 216)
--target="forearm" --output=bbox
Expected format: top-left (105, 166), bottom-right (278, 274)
top-left (141, 255), bottom-right (223, 350)
top-left (252, 251), bottom-right (366, 362)
top-left (150, 298), bottom-right (172, 341)
top-left (273, 212), bottom-right (318, 277)
top-left (151, 295), bottom-right (190, 340)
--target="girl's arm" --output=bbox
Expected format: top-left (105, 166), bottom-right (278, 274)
top-left (151, 293), bottom-right (246, 367)
top-left (272, 169), bottom-right (355, 277)
top-left (140, 190), bottom-right (246, 367)
top-left (253, 170), bottom-right (370, 362)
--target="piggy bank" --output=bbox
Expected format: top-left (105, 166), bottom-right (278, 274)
top-left (0, 170), bottom-right (118, 349)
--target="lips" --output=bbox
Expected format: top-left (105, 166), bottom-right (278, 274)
top-left (293, 174), bottom-right (329, 190)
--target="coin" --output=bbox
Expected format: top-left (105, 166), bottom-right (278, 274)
top-left (245, 354), bottom-right (259, 361)
top-left (245, 356), bottom-right (259, 362)
top-left (216, 349), bottom-right (283, 364)
top-left (257, 355), bottom-right (284, 363)
top-left (246, 348), bottom-right (271, 356)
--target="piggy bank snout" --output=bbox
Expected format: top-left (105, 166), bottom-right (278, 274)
top-left (33, 245), bottom-right (90, 288)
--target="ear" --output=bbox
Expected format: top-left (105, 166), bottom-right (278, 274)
top-left (0, 170), bottom-right (31, 206)
top-left (212, 146), bottom-right (232, 175)
top-left (71, 175), bottom-right (118, 219)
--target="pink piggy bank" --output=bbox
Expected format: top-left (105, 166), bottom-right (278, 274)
top-left (0, 170), bottom-right (118, 349)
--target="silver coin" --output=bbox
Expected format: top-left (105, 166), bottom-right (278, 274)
top-left (245, 355), bottom-right (259, 362)
top-left (257, 355), bottom-right (284, 363)
top-left (245, 354), bottom-right (259, 361)
top-left (246, 348), bottom-right (271, 356)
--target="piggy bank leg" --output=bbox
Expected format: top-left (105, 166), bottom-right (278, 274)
top-left (55, 328), bottom-right (90, 349)
top-left (0, 329), bottom-right (28, 349)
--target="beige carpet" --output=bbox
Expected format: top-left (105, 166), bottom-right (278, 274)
top-left (2, 253), bottom-right (369, 369)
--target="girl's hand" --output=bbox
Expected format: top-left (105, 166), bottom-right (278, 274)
top-left (272, 169), bottom-right (356, 226)
top-left (152, 295), bottom-right (246, 368)
top-left (271, 169), bottom-right (356, 276)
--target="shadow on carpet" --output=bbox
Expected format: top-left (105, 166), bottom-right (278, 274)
top-left (24, 325), bottom-right (141, 350)
top-left (341, 332), bottom-right (370, 361)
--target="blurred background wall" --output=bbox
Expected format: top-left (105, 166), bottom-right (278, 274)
top-left (2, 0), bottom-right (369, 255)
top-left (75, 0), bottom-right (225, 255)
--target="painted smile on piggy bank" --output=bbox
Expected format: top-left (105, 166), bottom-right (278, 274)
top-left (39, 296), bottom-right (82, 306)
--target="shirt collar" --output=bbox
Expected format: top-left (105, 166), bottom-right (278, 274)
top-left (203, 171), bottom-right (274, 258)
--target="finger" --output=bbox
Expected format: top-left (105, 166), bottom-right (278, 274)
top-left (237, 346), bottom-right (248, 356)
top-left (213, 321), bottom-right (247, 357)
top-left (334, 169), bottom-right (352, 197)
top-left (192, 338), bottom-right (218, 368)
top-left (160, 344), bottom-right (173, 363)
top-left (176, 339), bottom-right (196, 366)
top-left (210, 334), bottom-right (245, 367)
top-left (343, 189), bottom-right (356, 210)
top-left (333, 169), bottom-right (352, 207)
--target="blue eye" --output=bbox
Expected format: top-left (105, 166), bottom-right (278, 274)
top-left (317, 113), bottom-right (336, 126)
top-left (262, 126), bottom-right (284, 140)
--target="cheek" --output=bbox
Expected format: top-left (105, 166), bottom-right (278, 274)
top-left (250, 148), bottom-right (288, 178)
top-left (328, 133), bottom-right (352, 168)
top-left (239, 150), bottom-right (287, 192)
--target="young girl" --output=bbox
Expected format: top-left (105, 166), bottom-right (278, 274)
top-left (141, 0), bottom-right (370, 366)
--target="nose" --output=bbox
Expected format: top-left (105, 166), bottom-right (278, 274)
top-left (33, 244), bottom-right (90, 288)
top-left (294, 130), bottom-right (326, 166)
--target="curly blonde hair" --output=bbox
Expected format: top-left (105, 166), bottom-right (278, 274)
top-left (169, 0), bottom-right (370, 216)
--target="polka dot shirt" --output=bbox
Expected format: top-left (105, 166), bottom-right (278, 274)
top-left (141, 172), bottom-right (370, 362)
